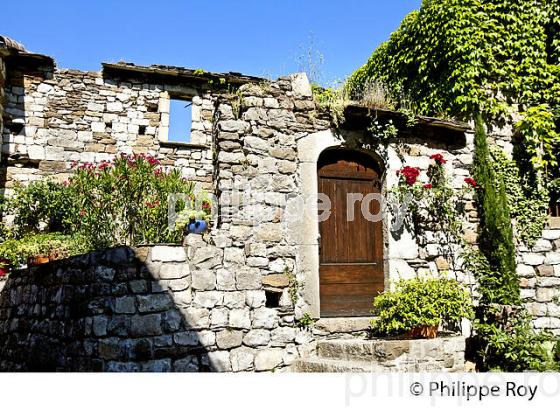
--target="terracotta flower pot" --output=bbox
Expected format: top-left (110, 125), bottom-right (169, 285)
top-left (27, 255), bottom-right (50, 267)
top-left (407, 325), bottom-right (439, 339)
top-left (0, 259), bottom-right (11, 277)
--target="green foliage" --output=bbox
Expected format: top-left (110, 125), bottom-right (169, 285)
top-left (1, 154), bottom-right (198, 265)
top-left (7, 179), bottom-right (74, 237)
top-left (490, 147), bottom-right (549, 247)
top-left (371, 276), bottom-right (474, 336)
top-left (349, 0), bottom-right (560, 189)
top-left (515, 105), bottom-right (560, 173)
top-left (296, 313), bottom-right (315, 330)
top-left (474, 308), bottom-right (559, 372)
top-left (0, 233), bottom-right (88, 267)
top-left (68, 154), bottom-right (194, 249)
top-left (311, 83), bottom-right (346, 127)
top-left (348, 0), bottom-right (560, 121)
top-left (472, 114), bottom-right (520, 305)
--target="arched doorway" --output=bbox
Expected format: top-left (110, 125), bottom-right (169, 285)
top-left (317, 149), bottom-right (385, 317)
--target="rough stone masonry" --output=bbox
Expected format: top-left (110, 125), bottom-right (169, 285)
top-left (0, 36), bottom-right (559, 371)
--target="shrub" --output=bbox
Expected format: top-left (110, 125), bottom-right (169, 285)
top-left (371, 276), bottom-right (474, 336)
top-left (474, 309), bottom-right (559, 372)
top-left (7, 179), bottom-right (74, 237)
top-left (68, 154), bottom-right (194, 248)
top-left (472, 114), bottom-right (520, 305)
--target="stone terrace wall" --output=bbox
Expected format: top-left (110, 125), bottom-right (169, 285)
top-left (1, 61), bottom-right (213, 193)
top-left (0, 241), bottom-right (315, 372)
top-left (518, 229), bottom-right (560, 335)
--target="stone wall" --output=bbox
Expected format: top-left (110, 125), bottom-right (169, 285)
top-left (1, 61), bottom-right (214, 193)
top-left (518, 229), bottom-right (560, 335)
top-left (0, 242), bottom-right (315, 372)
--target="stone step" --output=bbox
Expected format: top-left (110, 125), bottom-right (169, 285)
top-left (290, 336), bottom-right (466, 372)
top-left (292, 357), bottom-right (383, 373)
top-left (316, 336), bottom-right (465, 362)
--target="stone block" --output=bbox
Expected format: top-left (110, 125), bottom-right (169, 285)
top-left (137, 294), bottom-right (174, 313)
top-left (252, 308), bottom-right (278, 329)
top-left (532, 239), bottom-right (553, 252)
top-left (516, 264), bottom-right (535, 277)
top-left (151, 246), bottom-right (187, 262)
top-left (522, 253), bottom-right (545, 266)
top-left (255, 223), bottom-right (283, 242)
top-left (114, 296), bottom-right (136, 314)
top-left (216, 330), bottom-right (244, 349)
top-left (243, 329), bottom-right (271, 347)
top-left (93, 315), bottom-right (108, 337)
top-left (537, 265), bottom-right (554, 276)
top-left (254, 349), bottom-right (284, 371)
top-left (236, 267), bottom-right (261, 290)
top-left (216, 268), bottom-right (236, 291)
top-left (141, 359), bottom-right (172, 372)
top-left (271, 327), bottom-right (296, 346)
top-left (174, 331), bottom-right (199, 346)
top-left (192, 269), bottom-right (216, 290)
top-left (210, 308), bottom-right (229, 328)
top-left (230, 347), bottom-right (255, 372)
top-left (536, 288), bottom-right (558, 303)
top-left (206, 351), bottom-right (232, 372)
top-left (158, 263), bottom-right (190, 280)
top-left (182, 307), bottom-right (210, 329)
top-left (223, 292), bottom-right (246, 308)
top-left (130, 314), bottom-right (162, 337)
top-left (545, 252), bottom-right (560, 265)
top-left (245, 290), bottom-right (266, 308)
top-left (193, 291), bottom-right (223, 308)
top-left (229, 308), bottom-right (251, 329)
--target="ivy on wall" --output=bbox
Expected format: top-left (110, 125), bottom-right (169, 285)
top-left (348, 0), bottom-right (560, 188)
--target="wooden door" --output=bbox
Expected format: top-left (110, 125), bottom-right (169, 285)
top-left (318, 150), bottom-right (384, 317)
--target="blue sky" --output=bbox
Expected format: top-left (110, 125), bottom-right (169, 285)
top-left (3, 1), bottom-right (420, 85)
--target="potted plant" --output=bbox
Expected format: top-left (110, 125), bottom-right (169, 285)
top-left (176, 194), bottom-right (212, 235)
top-left (0, 238), bottom-right (25, 275)
top-left (371, 276), bottom-right (474, 339)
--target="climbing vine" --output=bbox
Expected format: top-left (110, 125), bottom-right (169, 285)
top-left (348, 0), bottom-right (560, 199)
top-left (490, 147), bottom-right (549, 247)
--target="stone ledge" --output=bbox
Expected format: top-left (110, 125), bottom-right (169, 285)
top-left (159, 141), bottom-right (209, 150)
top-left (314, 317), bottom-right (372, 334)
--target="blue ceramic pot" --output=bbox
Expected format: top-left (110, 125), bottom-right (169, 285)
top-left (187, 219), bottom-right (208, 234)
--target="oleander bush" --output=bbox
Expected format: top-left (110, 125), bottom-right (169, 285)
top-left (0, 153), bottom-right (199, 268)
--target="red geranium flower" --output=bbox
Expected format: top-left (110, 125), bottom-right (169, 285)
top-left (430, 153), bottom-right (446, 165)
top-left (397, 166), bottom-right (421, 185)
top-left (423, 183), bottom-right (433, 189)
top-left (464, 177), bottom-right (477, 188)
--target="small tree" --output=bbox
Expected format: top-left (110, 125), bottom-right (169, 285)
top-left (472, 113), bottom-right (520, 306)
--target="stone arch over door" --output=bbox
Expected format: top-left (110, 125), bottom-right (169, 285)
top-left (295, 130), bottom-right (387, 319)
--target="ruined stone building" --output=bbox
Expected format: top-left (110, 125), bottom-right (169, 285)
top-left (0, 35), bottom-right (559, 372)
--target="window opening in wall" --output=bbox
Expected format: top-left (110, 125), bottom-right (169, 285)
top-left (168, 98), bottom-right (192, 143)
top-left (138, 125), bottom-right (146, 136)
top-left (265, 290), bottom-right (281, 308)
